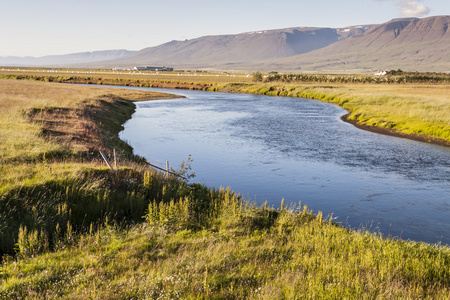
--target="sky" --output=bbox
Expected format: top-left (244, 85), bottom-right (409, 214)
top-left (1, 0), bottom-right (450, 57)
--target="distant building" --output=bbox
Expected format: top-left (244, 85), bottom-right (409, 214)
top-left (374, 70), bottom-right (390, 76)
top-left (133, 66), bottom-right (174, 71)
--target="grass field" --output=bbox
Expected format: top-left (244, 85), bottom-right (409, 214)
top-left (0, 67), bottom-right (253, 84)
top-left (1, 75), bottom-right (450, 298)
top-left (0, 79), bottom-right (180, 191)
top-left (3, 201), bottom-right (450, 299)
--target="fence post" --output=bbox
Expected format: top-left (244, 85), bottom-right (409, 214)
top-left (113, 148), bottom-right (118, 170)
top-left (166, 161), bottom-right (169, 179)
top-left (99, 150), bottom-right (114, 171)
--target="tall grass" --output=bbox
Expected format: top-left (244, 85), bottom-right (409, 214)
top-left (0, 79), bottom-right (182, 256)
top-left (258, 71), bottom-right (450, 84)
top-left (1, 187), bottom-right (449, 298)
top-left (0, 165), bottom-right (201, 256)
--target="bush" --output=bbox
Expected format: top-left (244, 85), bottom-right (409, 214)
top-left (252, 72), bottom-right (263, 82)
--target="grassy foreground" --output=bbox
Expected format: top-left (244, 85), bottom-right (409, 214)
top-left (0, 79), bottom-right (450, 298)
top-left (2, 200), bottom-right (450, 299)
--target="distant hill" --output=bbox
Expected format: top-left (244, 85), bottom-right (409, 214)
top-left (94, 26), bottom-right (371, 69)
top-left (0, 50), bottom-right (135, 67)
top-left (93, 16), bottom-right (450, 72)
top-left (267, 15), bottom-right (450, 72)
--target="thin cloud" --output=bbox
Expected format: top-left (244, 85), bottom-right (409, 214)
top-left (377, 0), bottom-right (430, 17)
top-left (400, 2), bottom-right (430, 17)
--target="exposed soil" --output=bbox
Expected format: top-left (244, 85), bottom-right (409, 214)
top-left (25, 93), bottom-right (185, 155)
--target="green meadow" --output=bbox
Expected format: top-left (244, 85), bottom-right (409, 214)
top-left (0, 76), bottom-right (449, 298)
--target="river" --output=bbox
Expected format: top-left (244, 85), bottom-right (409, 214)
top-left (118, 87), bottom-right (450, 245)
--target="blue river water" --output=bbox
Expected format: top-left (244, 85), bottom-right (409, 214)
top-left (118, 87), bottom-right (450, 245)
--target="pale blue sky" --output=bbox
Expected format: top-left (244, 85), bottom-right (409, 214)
top-left (1, 0), bottom-right (449, 57)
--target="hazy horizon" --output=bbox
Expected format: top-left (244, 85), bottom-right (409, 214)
top-left (2, 0), bottom-right (450, 57)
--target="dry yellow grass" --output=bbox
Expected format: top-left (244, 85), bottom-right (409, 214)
top-left (0, 68), bottom-right (253, 84)
top-left (0, 79), bottom-right (178, 111)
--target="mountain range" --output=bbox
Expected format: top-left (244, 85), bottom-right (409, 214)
top-left (0, 50), bottom-right (135, 67)
top-left (102, 25), bottom-right (371, 69)
top-left (270, 15), bottom-right (450, 72)
top-left (1, 16), bottom-right (449, 73)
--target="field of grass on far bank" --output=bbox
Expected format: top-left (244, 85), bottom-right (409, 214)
top-left (230, 82), bottom-right (450, 145)
top-left (0, 79), bottom-right (450, 298)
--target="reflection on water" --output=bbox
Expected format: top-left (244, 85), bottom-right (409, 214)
top-left (119, 87), bottom-right (450, 245)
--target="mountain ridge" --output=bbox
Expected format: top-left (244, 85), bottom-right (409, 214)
top-left (0, 49), bottom-right (135, 67)
top-left (100, 25), bottom-right (372, 69)
top-left (265, 15), bottom-right (450, 72)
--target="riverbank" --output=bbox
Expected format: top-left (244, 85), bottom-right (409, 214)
top-left (2, 73), bottom-right (449, 147)
top-left (341, 113), bottom-right (450, 147)
top-left (1, 79), bottom-right (450, 298)
top-left (224, 82), bottom-right (450, 148)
